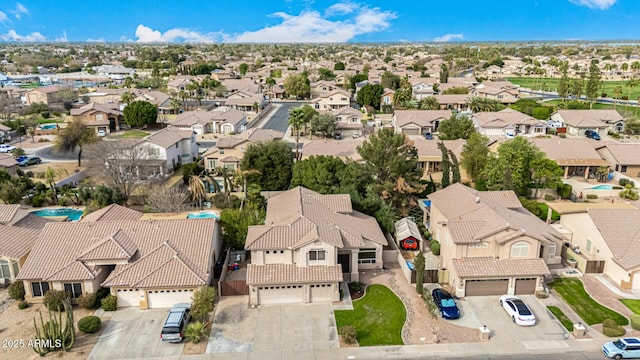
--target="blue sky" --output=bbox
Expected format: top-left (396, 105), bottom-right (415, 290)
top-left (0, 0), bottom-right (637, 43)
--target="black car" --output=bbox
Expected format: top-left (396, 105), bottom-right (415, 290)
top-left (334, 133), bottom-right (342, 140)
top-left (585, 130), bottom-right (601, 140)
top-left (431, 288), bottom-right (460, 319)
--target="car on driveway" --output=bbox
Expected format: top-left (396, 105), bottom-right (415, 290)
top-left (161, 303), bottom-right (191, 343)
top-left (18, 156), bottom-right (42, 166)
top-left (499, 295), bottom-right (536, 326)
top-left (432, 288), bottom-right (460, 319)
top-left (602, 337), bottom-right (640, 359)
top-left (585, 129), bottom-right (601, 140)
top-left (0, 144), bottom-right (16, 153)
top-left (400, 238), bottom-right (418, 250)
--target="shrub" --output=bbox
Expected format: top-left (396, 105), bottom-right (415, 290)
top-left (422, 291), bottom-right (439, 319)
top-left (96, 287), bottom-right (110, 304)
top-left (586, 194), bottom-right (598, 199)
top-left (558, 184), bottom-right (572, 199)
top-left (544, 194), bottom-right (555, 201)
top-left (78, 292), bottom-right (98, 310)
top-left (8, 280), bottom-right (25, 300)
top-left (558, 133), bottom-right (566, 138)
top-left (40, 111), bottom-right (50, 119)
top-left (78, 316), bottom-right (102, 333)
top-left (184, 321), bottom-right (208, 344)
top-left (619, 178), bottom-right (635, 187)
top-left (18, 300), bottom-right (29, 309)
top-left (603, 318), bottom-right (626, 337)
top-left (349, 281), bottom-right (365, 293)
top-left (631, 314), bottom-right (640, 331)
top-left (339, 325), bottom-right (358, 344)
top-left (44, 290), bottom-right (70, 311)
top-left (190, 286), bottom-right (216, 322)
top-left (431, 241), bottom-right (441, 256)
top-left (101, 295), bottom-right (117, 311)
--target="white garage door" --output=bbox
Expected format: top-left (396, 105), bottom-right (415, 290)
top-left (310, 284), bottom-right (334, 302)
top-left (147, 289), bottom-right (194, 309)
top-left (116, 289), bottom-right (140, 307)
top-left (257, 285), bottom-right (304, 305)
top-left (402, 128), bottom-right (420, 136)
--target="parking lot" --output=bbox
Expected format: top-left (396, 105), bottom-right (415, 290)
top-left (454, 295), bottom-right (570, 345)
top-left (89, 308), bottom-right (185, 360)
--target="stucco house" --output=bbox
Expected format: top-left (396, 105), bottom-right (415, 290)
top-left (412, 138), bottom-right (468, 182)
top-left (471, 81), bottom-right (520, 104)
top-left (24, 86), bottom-right (74, 105)
top-left (410, 79), bottom-right (436, 100)
top-left (434, 94), bottom-right (471, 112)
top-left (0, 153), bottom-right (18, 176)
top-left (596, 143), bottom-right (640, 178)
top-left (245, 186), bottom-right (387, 306)
top-left (332, 107), bottom-right (364, 137)
top-left (202, 129), bottom-right (284, 173)
top-left (310, 89), bottom-right (352, 111)
top-left (550, 110), bottom-right (623, 136)
top-left (530, 138), bottom-right (610, 179)
top-left (133, 127), bottom-right (199, 175)
top-left (427, 183), bottom-right (565, 297)
top-left (70, 102), bottom-right (125, 135)
top-left (474, 108), bottom-right (547, 138)
top-left (393, 110), bottom-right (452, 136)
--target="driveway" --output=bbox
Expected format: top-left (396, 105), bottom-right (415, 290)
top-left (208, 296), bottom-right (339, 356)
top-left (89, 308), bottom-right (184, 360)
top-left (454, 295), bottom-right (570, 346)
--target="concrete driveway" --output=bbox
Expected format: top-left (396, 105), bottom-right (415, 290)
top-left (208, 296), bottom-right (339, 357)
top-left (89, 307), bottom-right (184, 360)
top-left (454, 295), bottom-right (570, 345)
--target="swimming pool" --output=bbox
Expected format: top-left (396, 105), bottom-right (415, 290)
top-left (187, 211), bottom-right (219, 220)
top-left (39, 124), bottom-right (58, 130)
top-left (31, 208), bottom-right (83, 221)
top-left (421, 200), bottom-right (431, 208)
top-left (590, 184), bottom-right (614, 190)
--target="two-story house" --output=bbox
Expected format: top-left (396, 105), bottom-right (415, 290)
top-left (24, 86), bottom-right (75, 105)
top-left (202, 129), bottom-right (284, 173)
top-left (245, 186), bottom-right (387, 306)
top-left (410, 79), bottom-right (435, 99)
top-left (69, 102), bottom-right (125, 135)
top-left (136, 127), bottom-right (198, 174)
top-left (428, 183), bottom-right (565, 297)
top-left (332, 107), bottom-right (364, 137)
top-left (310, 89), bottom-right (352, 111)
top-left (471, 81), bottom-right (520, 104)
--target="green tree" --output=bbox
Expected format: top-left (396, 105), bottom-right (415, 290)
top-left (120, 91), bottom-right (135, 105)
top-left (381, 71), bottom-right (401, 90)
top-left (586, 62), bottom-right (602, 108)
top-left (291, 156), bottom-right (347, 194)
top-left (0, 182), bottom-right (21, 204)
top-left (482, 137), bottom-right (544, 196)
top-left (317, 68), bottom-right (336, 80)
top-left (334, 62), bottom-right (345, 71)
top-left (439, 64), bottom-right (449, 84)
top-left (530, 158), bottom-right (563, 198)
top-left (531, 107), bottom-right (550, 120)
top-left (393, 76), bottom-right (413, 109)
top-left (123, 101), bottom-right (158, 127)
top-left (625, 118), bottom-right (640, 135)
top-left (219, 202), bottom-right (265, 249)
top-left (54, 119), bottom-right (98, 166)
top-left (466, 97), bottom-right (503, 112)
top-left (238, 63), bottom-right (249, 75)
top-left (460, 132), bottom-right (490, 182)
top-left (418, 96), bottom-right (440, 110)
top-left (438, 142), bottom-right (451, 188)
top-left (557, 62), bottom-right (570, 100)
top-left (309, 113), bottom-right (337, 138)
top-left (415, 252), bottom-right (425, 294)
top-left (241, 141), bottom-right (293, 191)
top-left (190, 286), bottom-right (216, 323)
top-left (437, 114), bottom-right (475, 140)
top-left (356, 84), bottom-right (384, 109)
top-left (349, 74), bottom-right (368, 91)
top-left (613, 85), bottom-right (623, 110)
top-left (449, 149), bottom-right (461, 184)
top-left (288, 107), bottom-right (306, 159)
top-left (442, 87), bottom-right (469, 95)
top-left (283, 73), bottom-right (310, 99)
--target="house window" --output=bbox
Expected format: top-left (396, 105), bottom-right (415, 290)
top-left (510, 242), bottom-right (529, 258)
top-left (207, 159), bottom-right (218, 169)
top-left (63, 283), bottom-right (82, 298)
top-left (309, 250), bottom-right (326, 261)
top-left (31, 282), bottom-right (50, 297)
top-left (96, 114), bottom-right (104, 121)
top-left (219, 149), bottom-right (225, 155)
top-left (549, 243), bottom-right (557, 260)
top-left (621, 165), bottom-right (628, 173)
top-left (314, 103), bottom-right (319, 110)
top-left (148, 148), bottom-right (159, 156)
top-left (0, 260), bottom-right (9, 278)
top-left (11, 261), bottom-right (18, 277)
top-left (358, 248), bottom-right (377, 264)
top-left (586, 239), bottom-right (592, 252)
top-left (175, 143), bottom-right (179, 149)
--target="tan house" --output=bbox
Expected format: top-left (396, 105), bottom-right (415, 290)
top-left (596, 143), bottom-right (640, 178)
top-left (550, 110), bottom-right (623, 137)
top-left (202, 129), bottom-right (284, 173)
top-left (412, 138), bottom-right (468, 182)
top-left (0, 205), bottom-right (51, 286)
top-left (434, 94), bottom-right (471, 111)
top-left (427, 183), bottom-right (564, 297)
top-left (310, 80), bottom-right (340, 98)
top-left (173, 108), bottom-right (247, 135)
top-left (530, 138), bottom-right (610, 179)
top-left (474, 108), bottom-right (547, 138)
top-left (17, 214), bottom-right (221, 309)
top-left (69, 102), bottom-right (125, 134)
top-left (393, 110), bottom-right (452, 135)
top-left (0, 153), bottom-right (18, 176)
top-left (381, 89), bottom-right (395, 108)
top-left (472, 81), bottom-right (520, 104)
top-left (245, 186), bottom-right (387, 305)
top-left (301, 138), bottom-right (365, 161)
top-left (24, 86), bottom-right (74, 105)
top-left (310, 89), bottom-right (352, 111)
top-left (554, 206), bottom-right (640, 290)
top-left (332, 107), bottom-right (364, 137)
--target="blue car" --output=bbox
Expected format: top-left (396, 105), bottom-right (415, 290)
top-left (432, 288), bottom-right (460, 319)
top-left (585, 129), bottom-right (601, 140)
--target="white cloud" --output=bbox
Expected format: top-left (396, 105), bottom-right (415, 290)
top-left (55, 30), bottom-right (67, 42)
top-left (87, 38), bottom-right (105, 42)
top-left (229, 5), bottom-right (396, 43)
top-left (325, 2), bottom-right (358, 15)
top-left (134, 24), bottom-right (217, 43)
top-left (432, 33), bottom-right (464, 42)
top-left (1, 29), bottom-right (45, 41)
top-left (14, 2), bottom-right (28, 20)
top-left (568, 0), bottom-right (616, 10)
top-left (0, 11), bottom-right (8, 22)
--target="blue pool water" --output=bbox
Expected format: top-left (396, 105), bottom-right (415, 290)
top-left (187, 211), bottom-right (220, 220)
top-left (590, 184), bottom-right (614, 190)
top-left (421, 200), bottom-right (431, 208)
top-left (40, 124), bottom-right (58, 130)
top-left (31, 208), bottom-right (83, 221)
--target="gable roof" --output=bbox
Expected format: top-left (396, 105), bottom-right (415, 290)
top-left (81, 204), bottom-right (143, 222)
top-left (302, 138), bottom-right (365, 161)
top-left (142, 127), bottom-right (193, 148)
top-left (588, 209), bottom-right (640, 270)
top-left (452, 257), bottom-right (550, 277)
top-left (530, 138), bottom-right (609, 167)
top-left (394, 110), bottom-right (452, 128)
top-left (395, 218), bottom-right (423, 242)
top-left (70, 102), bottom-right (123, 116)
top-left (0, 210), bottom-right (51, 260)
top-left (474, 108), bottom-right (543, 129)
top-left (247, 264), bottom-right (342, 286)
top-left (554, 110), bottom-right (623, 128)
top-left (598, 143), bottom-right (640, 165)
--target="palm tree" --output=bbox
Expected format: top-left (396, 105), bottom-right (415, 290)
top-left (188, 175), bottom-right (207, 209)
top-left (288, 107), bottom-right (306, 160)
top-left (626, 78), bottom-right (639, 114)
top-left (54, 119), bottom-right (98, 167)
top-left (170, 98), bottom-right (181, 114)
top-left (121, 91), bottom-right (135, 106)
top-left (613, 86), bottom-right (623, 110)
top-left (45, 166), bottom-right (59, 205)
top-left (234, 169), bottom-right (261, 209)
top-left (418, 96), bottom-right (440, 110)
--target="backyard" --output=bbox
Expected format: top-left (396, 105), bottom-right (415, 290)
top-left (334, 284), bottom-right (406, 346)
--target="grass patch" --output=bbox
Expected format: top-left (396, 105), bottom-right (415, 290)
top-left (620, 299), bottom-right (640, 314)
top-left (548, 278), bottom-right (628, 326)
top-left (334, 284), bottom-right (405, 346)
top-left (507, 77), bottom-right (640, 101)
top-left (113, 130), bottom-right (150, 139)
top-left (547, 306), bottom-right (574, 331)
top-left (537, 202), bottom-right (560, 221)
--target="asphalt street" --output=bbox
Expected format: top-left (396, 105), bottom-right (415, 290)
top-left (260, 101), bottom-right (306, 133)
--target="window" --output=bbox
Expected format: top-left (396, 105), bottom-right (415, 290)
top-left (31, 282), bottom-right (50, 297)
top-left (96, 114), bottom-right (104, 121)
top-left (621, 165), bottom-right (628, 173)
top-left (358, 248), bottom-right (377, 264)
top-left (0, 260), bottom-right (9, 278)
top-left (309, 250), bottom-right (325, 261)
top-left (549, 242), bottom-right (557, 260)
top-left (219, 149), bottom-right (225, 154)
top-left (11, 261), bottom-right (18, 277)
top-left (510, 242), bottom-right (529, 258)
top-left (175, 143), bottom-right (179, 149)
top-left (207, 159), bottom-right (218, 169)
top-left (63, 283), bottom-right (82, 298)
top-left (586, 239), bottom-right (592, 252)
top-left (148, 147), bottom-right (160, 156)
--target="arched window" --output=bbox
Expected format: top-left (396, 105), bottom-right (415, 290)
top-left (511, 242), bottom-right (529, 258)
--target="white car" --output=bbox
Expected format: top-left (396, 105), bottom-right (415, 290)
top-left (0, 144), bottom-right (16, 153)
top-left (499, 295), bottom-right (536, 326)
top-left (97, 130), bottom-right (106, 137)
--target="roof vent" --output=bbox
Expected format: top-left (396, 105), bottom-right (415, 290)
top-left (475, 197), bottom-right (480, 203)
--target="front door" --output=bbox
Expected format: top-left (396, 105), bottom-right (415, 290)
top-left (338, 254), bottom-right (350, 274)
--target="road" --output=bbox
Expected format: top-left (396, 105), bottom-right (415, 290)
top-left (34, 144), bottom-right (78, 162)
top-left (260, 101), bottom-right (306, 133)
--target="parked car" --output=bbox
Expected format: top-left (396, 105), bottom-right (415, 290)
top-left (15, 155), bottom-right (28, 163)
top-left (97, 130), bottom-right (106, 137)
top-left (499, 295), bottom-right (536, 326)
top-left (585, 129), bottom-right (601, 140)
top-left (423, 132), bottom-right (433, 140)
top-left (400, 238), bottom-right (418, 250)
top-left (160, 303), bottom-right (191, 343)
top-left (334, 133), bottom-right (342, 140)
top-left (18, 156), bottom-right (41, 166)
top-left (0, 144), bottom-right (16, 153)
top-left (431, 288), bottom-right (460, 320)
top-left (603, 337), bottom-right (640, 359)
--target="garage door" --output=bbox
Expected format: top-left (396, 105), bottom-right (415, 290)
top-left (515, 278), bottom-right (537, 295)
top-left (465, 279), bottom-right (508, 296)
top-left (402, 128), bottom-right (420, 136)
top-left (116, 289), bottom-right (140, 307)
top-left (257, 285), bottom-right (304, 305)
top-left (310, 284), bottom-right (334, 302)
top-left (147, 289), bottom-right (194, 309)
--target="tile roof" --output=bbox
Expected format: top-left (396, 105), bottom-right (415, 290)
top-left (70, 102), bottom-right (123, 116)
top-left (394, 217), bottom-right (423, 242)
top-left (0, 204), bottom-right (21, 223)
top-left (172, 109), bottom-right (217, 127)
top-left (433, 94), bottom-right (471, 104)
top-left (246, 264), bottom-right (343, 285)
top-left (411, 138), bottom-right (466, 159)
top-left (394, 110), bottom-right (453, 128)
top-left (0, 213), bottom-right (51, 260)
top-left (600, 143), bottom-right (640, 165)
top-left (555, 110), bottom-right (622, 128)
top-left (474, 108), bottom-right (543, 129)
top-left (0, 153), bottom-right (18, 168)
top-left (81, 204), bottom-right (143, 222)
top-left (529, 138), bottom-right (610, 167)
top-left (547, 202), bottom-right (636, 215)
top-left (588, 209), bottom-right (640, 270)
top-left (302, 138), bottom-right (365, 161)
top-left (17, 219), bottom-right (216, 289)
top-left (143, 127), bottom-right (194, 149)
top-left (452, 257), bottom-right (550, 278)
top-left (212, 108), bottom-right (246, 126)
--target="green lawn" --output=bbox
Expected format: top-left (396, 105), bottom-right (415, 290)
top-left (113, 130), bottom-right (150, 139)
top-left (507, 77), bottom-right (640, 101)
top-left (334, 284), bottom-right (406, 346)
top-left (548, 278), bottom-right (628, 326)
top-left (620, 299), bottom-right (640, 314)
top-left (547, 306), bottom-right (574, 331)
top-left (544, 99), bottom-right (639, 119)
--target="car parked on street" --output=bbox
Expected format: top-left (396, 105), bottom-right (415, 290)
top-left (0, 144), bottom-right (16, 153)
top-left (585, 129), bottom-right (601, 140)
top-left (432, 288), bottom-right (460, 320)
top-left (18, 156), bottom-right (41, 166)
top-left (499, 295), bottom-right (536, 326)
top-left (602, 337), bottom-right (640, 359)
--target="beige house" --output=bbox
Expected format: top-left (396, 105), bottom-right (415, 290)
top-left (412, 138), bottom-right (468, 182)
top-left (245, 187), bottom-right (387, 306)
top-left (434, 94), bottom-right (471, 111)
top-left (550, 110), bottom-right (623, 137)
top-left (310, 89), bottom-right (352, 111)
top-left (301, 138), bottom-right (365, 161)
top-left (530, 138), bottom-right (610, 179)
top-left (427, 184), bottom-right (564, 297)
top-left (474, 108), bottom-right (547, 138)
top-left (596, 143), bottom-right (640, 178)
top-left (69, 102), bottom-right (125, 134)
top-left (0, 205), bottom-right (51, 286)
top-left (472, 81), bottom-right (520, 104)
top-left (18, 207), bottom-right (221, 309)
top-left (24, 86), bottom-right (74, 105)
top-left (332, 107), bottom-right (364, 137)
top-left (310, 80), bottom-right (340, 98)
top-left (393, 110), bottom-right (452, 135)
top-left (202, 129), bottom-right (284, 173)
top-left (554, 206), bottom-right (640, 290)
top-left (0, 153), bottom-right (17, 176)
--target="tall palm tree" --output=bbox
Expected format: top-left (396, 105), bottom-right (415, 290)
top-left (170, 98), bottom-right (181, 114)
top-left (626, 78), bottom-right (639, 114)
top-left (54, 119), bottom-right (98, 167)
top-left (418, 96), bottom-right (440, 110)
top-left (45, 166), bottom-right (59, 205)
top-left (288, 107), bottom-right (306, 160)
top-left (613, 86), bottom-right (623, 110)
top-left (188, 175), bottom-right (207, 209)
